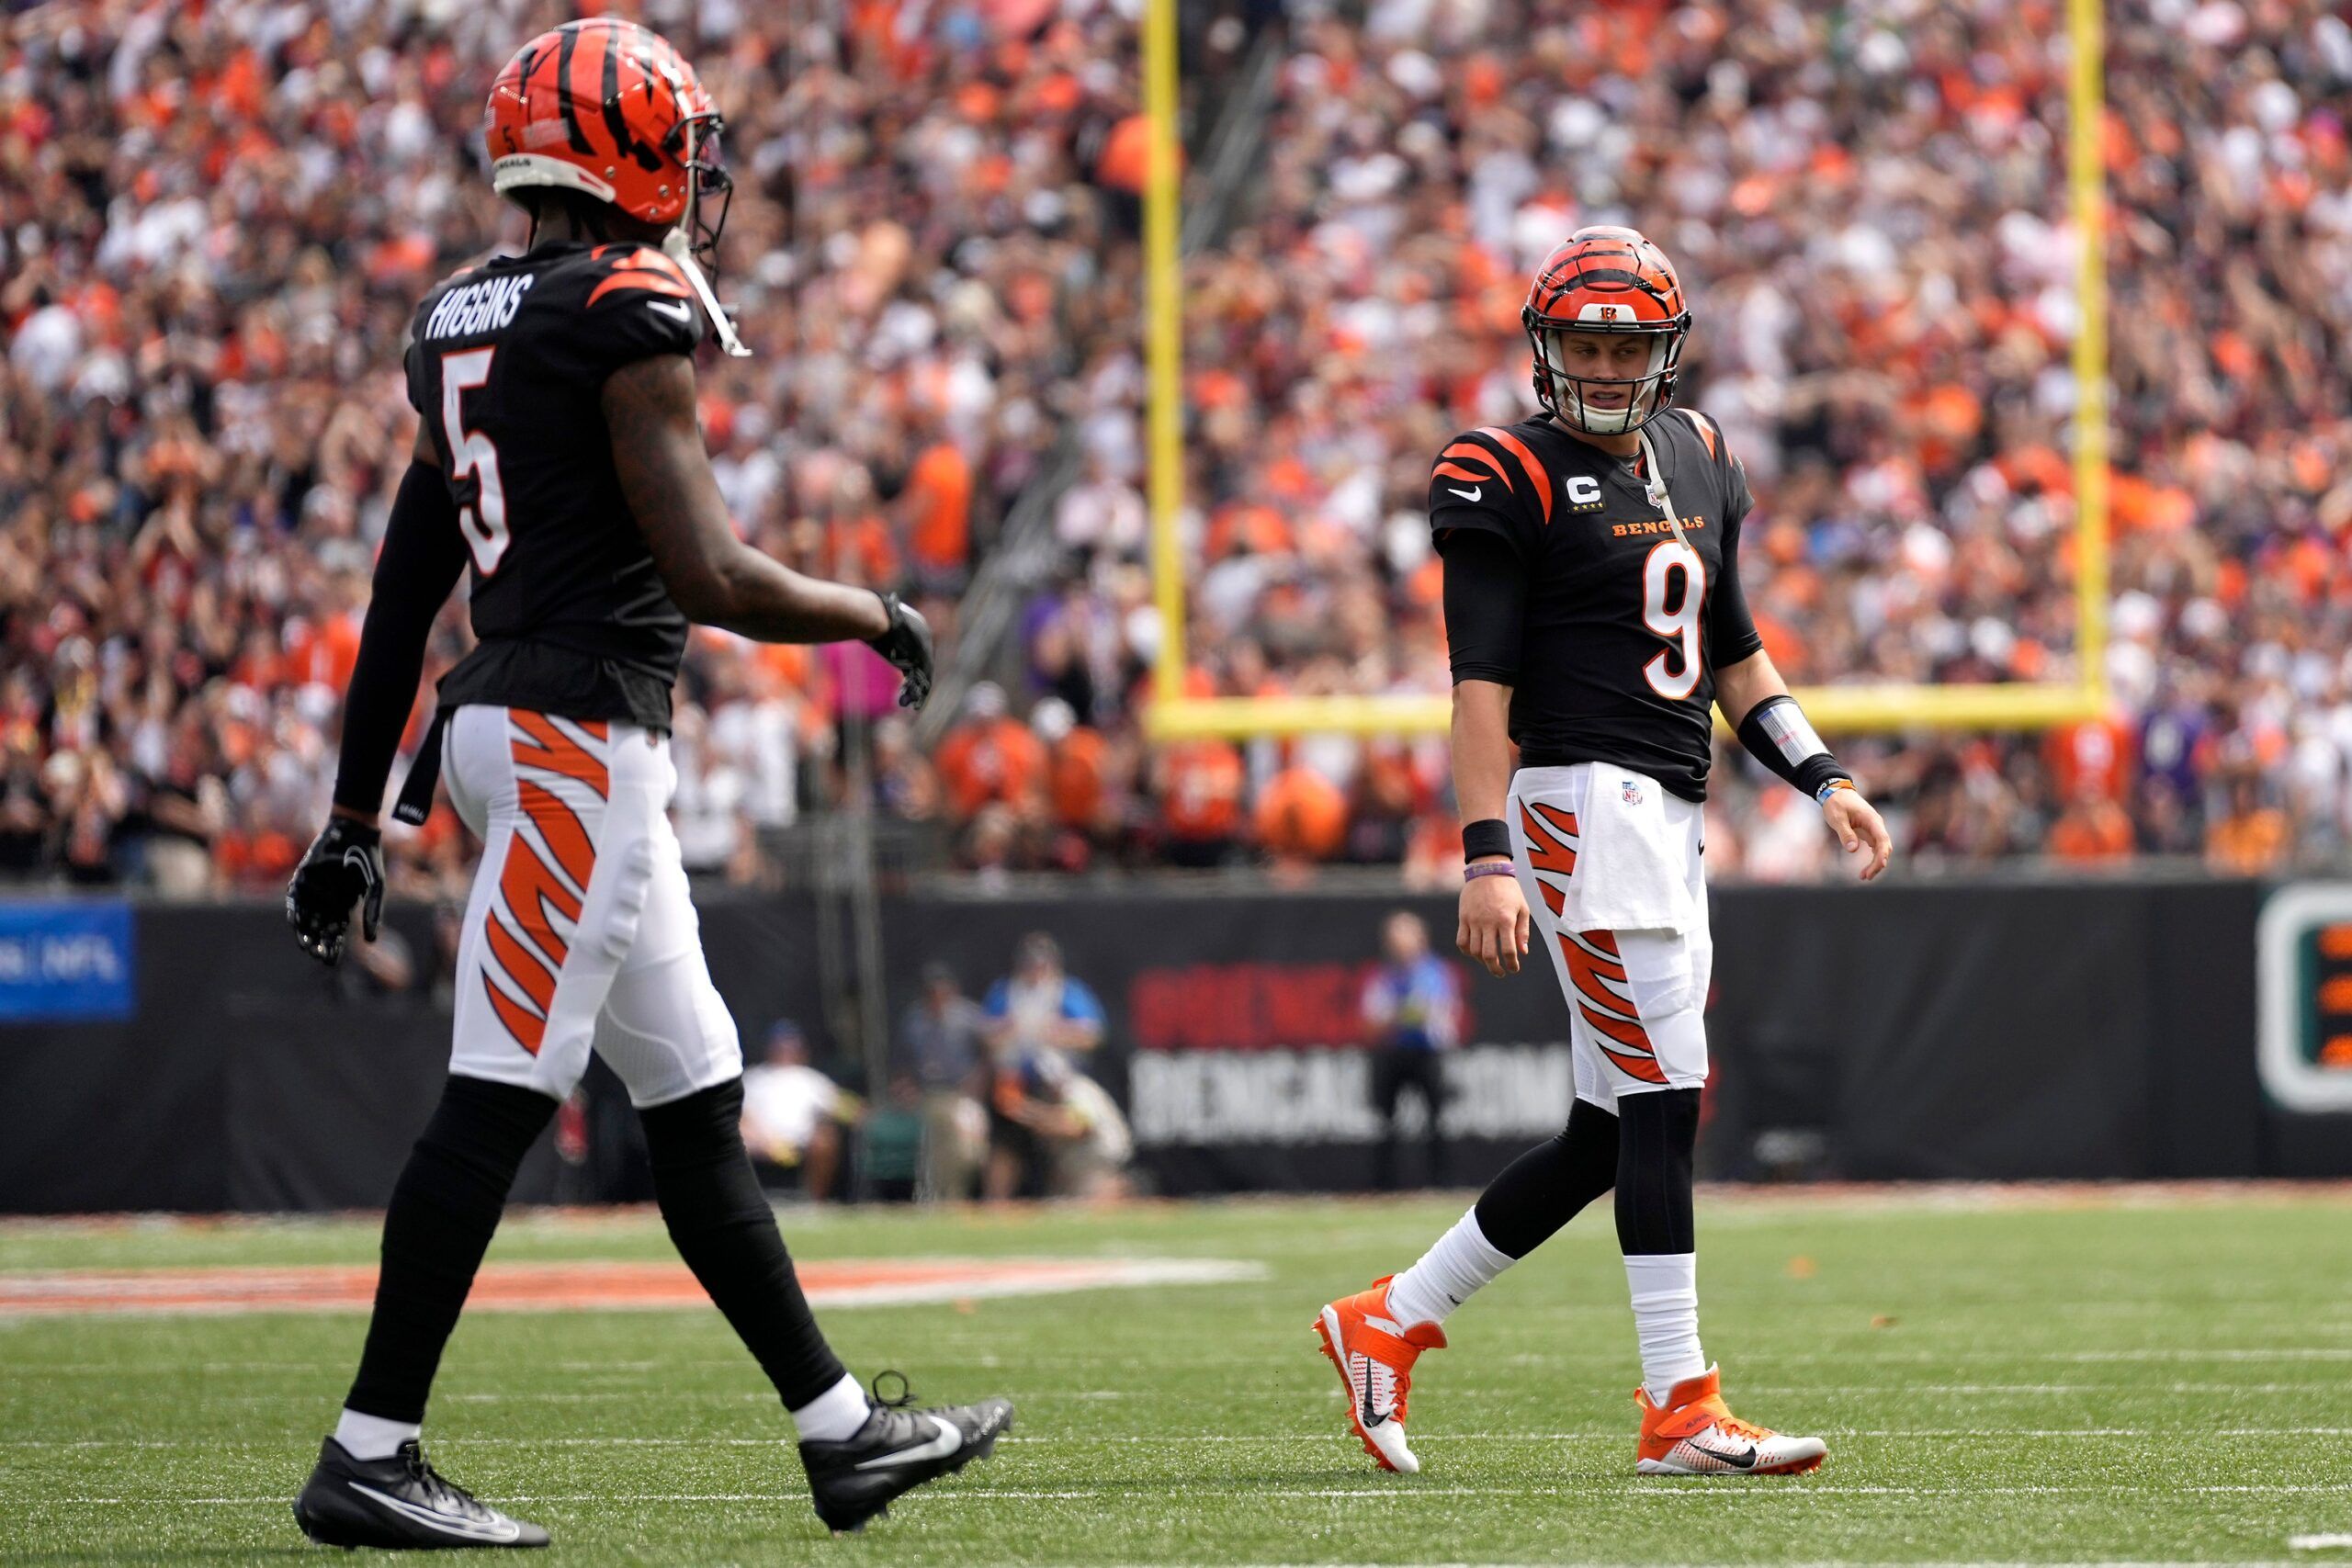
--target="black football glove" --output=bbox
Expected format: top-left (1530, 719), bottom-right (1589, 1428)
top-left (865, 591), bottom-right (934, 711)
top-left (286, 816), bottom-right (385, 967)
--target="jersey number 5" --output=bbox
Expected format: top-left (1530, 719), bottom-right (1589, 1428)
top-left (439, 347), bottom-right (510, 574)
top-left (1641, 541), bottom-right (1705, 700)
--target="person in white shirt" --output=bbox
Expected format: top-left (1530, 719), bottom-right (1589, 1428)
top-left (741, 1020), bottom-right (858, 1201)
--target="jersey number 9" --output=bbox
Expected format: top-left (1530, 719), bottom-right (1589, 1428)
top-left (1641, 541), bottom-right (1704, 701)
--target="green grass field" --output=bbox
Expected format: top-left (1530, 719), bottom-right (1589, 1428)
top-left (4, 1188), bottom-right (2350, 1566)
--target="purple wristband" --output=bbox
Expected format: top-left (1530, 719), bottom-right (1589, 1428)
top-left (1463, 861), bottom-right (1515, 882)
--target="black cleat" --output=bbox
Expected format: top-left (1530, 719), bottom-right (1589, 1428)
top-left (292, 1437), bottom-right (549, 1550)
top-left (797, 1380), bottom-right (1014, 1534)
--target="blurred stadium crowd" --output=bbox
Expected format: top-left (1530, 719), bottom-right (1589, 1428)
top-left (3, 0), bottom-right (2349, 895)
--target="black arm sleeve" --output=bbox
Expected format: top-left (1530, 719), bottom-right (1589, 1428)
top-left (1707, 459), bottom-right (1764, 667)
top-left (1441, 528), bottom-right (1527, 686)
top-left (332, 461), bottom-right (469, 816)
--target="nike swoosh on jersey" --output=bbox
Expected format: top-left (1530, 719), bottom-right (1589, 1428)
top-left (346, 1483), bottom-right (523, 1543)
top-left (854, 1415), bottom-right (964, 1470)
top-left (646, 299), bottom-right (694, 325)
top-left (1448, 485), bottom-right (1483, 502)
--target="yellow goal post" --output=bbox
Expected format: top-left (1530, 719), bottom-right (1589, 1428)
top-left (1142, 0), bottom-right (2109, 740)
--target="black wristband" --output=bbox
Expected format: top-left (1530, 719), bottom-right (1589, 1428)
top-left (1463, 818), bottom-right (1511, 863)
top-left (1736, 694), bottom-right (1852, 800)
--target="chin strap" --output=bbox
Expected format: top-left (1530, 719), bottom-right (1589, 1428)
top-left (1634, 423), bottom-right (1693, 554)
top-left (663, 230), bottom-right (751, 357)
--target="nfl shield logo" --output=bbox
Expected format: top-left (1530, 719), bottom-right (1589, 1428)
top-left (1621, 778), bottom-right (1643, 806)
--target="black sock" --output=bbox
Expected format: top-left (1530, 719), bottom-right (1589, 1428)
top-left (1472, 1095), bottom-right (1621, 1258)
top-left (639, 1078), bottom-right (848, 1411)
top-left (1613, 1088), bottom-right (1700, 1255)
top-left (345, 1076), bottom-right (556, 1425)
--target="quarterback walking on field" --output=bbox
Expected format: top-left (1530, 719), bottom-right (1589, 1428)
top-left (280, 21), bottom-right (1007, 1548)
top-left (1315, 227), bottom-right (1893, 1478)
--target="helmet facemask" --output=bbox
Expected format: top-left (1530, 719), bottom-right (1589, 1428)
top-left (659, 110), bottom-right (750, 357)
top-left (669, 110), bottom-right (731, 276)
top-left (1529, 321), bottom-right (1686, 435)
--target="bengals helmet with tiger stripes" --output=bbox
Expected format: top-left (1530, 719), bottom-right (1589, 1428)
top-left (1522, 226), bottom-right (1692, 435)
top-left (485, 18), bottom-right (730, 271)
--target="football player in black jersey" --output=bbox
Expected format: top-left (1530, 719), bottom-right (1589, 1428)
top-left (1316, 227), bottom-right (1892, 1479)
top-left (281, 21), bottom-right (1006, 1549)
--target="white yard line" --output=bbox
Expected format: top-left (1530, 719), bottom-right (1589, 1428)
top-left (18, 1424), bottom-right (2352, 1450)
top-left (16, 1426), bottom-right (2352, 1450)
top-left (34, 1483), bottom-right (2352, 1505)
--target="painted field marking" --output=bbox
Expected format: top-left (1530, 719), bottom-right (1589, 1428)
top-left (33, 1482), bottom-right (2352, 1505)
top-left (17, 1426), bottom-right (2352, 1450)
top-left (0, 1256), bottom-right (1261, 1318)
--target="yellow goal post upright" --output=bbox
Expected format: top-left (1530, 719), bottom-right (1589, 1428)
top-left (1142, 0), bottom-right (2109, 741)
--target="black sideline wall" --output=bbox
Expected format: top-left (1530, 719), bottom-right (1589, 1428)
top-left (1, 878), bottom-right (2342, 1212)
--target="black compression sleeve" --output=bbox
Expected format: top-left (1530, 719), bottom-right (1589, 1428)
top-left (1707, 525), bottom-right (1764, 666)
top-left (1614, 1087), bottom-right (1700, 1256)
top-left (332, 462), bottom-right (469, 817)
top-left (1441, 529), bottom-right (1526, 685)
top-left (1474, 1095), bottom-right (1620, 1258)
top-left (640, 1078), bottom-right (848, 1409)
top-left (346, 1076), bottom-right (556, 1423)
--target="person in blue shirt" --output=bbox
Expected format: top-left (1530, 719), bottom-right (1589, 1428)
top-left (980, 932), bottom-right (1107, 1198)
top-left (1362, 910), bottom-right (1463, 1189)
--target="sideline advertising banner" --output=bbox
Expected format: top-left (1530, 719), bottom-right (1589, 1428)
top-left (3, 878), bottom-right (2346, 1212)
top-left (0, 900), bottom-right (134, 1023)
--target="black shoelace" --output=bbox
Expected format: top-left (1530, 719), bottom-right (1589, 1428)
top-left (401, 1443), bottom-right (487, 1517)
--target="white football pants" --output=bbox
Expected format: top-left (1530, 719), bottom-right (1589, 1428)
top-left (441, 704), bottom-right (741, 1108)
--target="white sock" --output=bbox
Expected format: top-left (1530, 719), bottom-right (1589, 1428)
top-left (1623, 1252), bottom-right (1706, 1403)
top-left (334, 1407), bottom-right (421, 1461)
top-left (1385, 1207), bottom-right (1515, 1330)
top-left (787, 1371), bottom-right (871, 1442)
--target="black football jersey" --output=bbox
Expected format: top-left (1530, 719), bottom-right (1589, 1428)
top-left (403, 240), bottom-right (708, 729)
top-left (1430, 409), bottom-right (1764, 801)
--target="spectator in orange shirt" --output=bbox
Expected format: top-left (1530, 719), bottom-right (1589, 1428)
top-left (281, 608), bottom-right (363, 693)
top-left (1256, 763), bottom-right (1348, 876)
top-left (808, 485), bottom-right (902, 592)
top-left (2046, 777), bottom-right (2136, 864)
top-left (1155, 738), bottom-right (1244, 869)
top-left (901, 434), bottom-right (975, 592)
top-left (2044, 715), bottom-right (2135, 805)
top-left (2205, 771), bottom-right (2291, 877)
top-left (1033, 696), bottom-right (1114, 863)
top-left (933, 683), bottom-right (1047, 824)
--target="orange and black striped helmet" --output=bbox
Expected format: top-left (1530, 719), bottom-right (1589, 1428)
top-left (485, 19), bottom-right (729, 265)
top-left (1522, 226), bottom-right (1692, 434)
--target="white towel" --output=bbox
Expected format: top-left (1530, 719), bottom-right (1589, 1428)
top-left (1552, 765), bottom-right (1696, 934)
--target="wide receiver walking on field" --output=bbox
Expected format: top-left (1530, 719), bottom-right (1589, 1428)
top-left (1315, 226), bottom-right (1892, 1479)
top-left (281, 21), bottom-right (1007, 1548)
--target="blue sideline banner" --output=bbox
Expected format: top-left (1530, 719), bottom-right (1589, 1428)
top-left (0, 901), bottom-right (136, 1022)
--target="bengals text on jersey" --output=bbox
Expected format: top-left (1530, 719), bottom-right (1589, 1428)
top-left (1430, 408), bottom-right (1763, 801)
top-left (404, 240), bottom-right (709, 732)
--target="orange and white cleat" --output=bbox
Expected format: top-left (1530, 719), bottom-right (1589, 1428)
top-left (1635, 1365), bottom-right (1826, 1475)
top-left (1312, 1276), bottom-right (1446, 1473)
